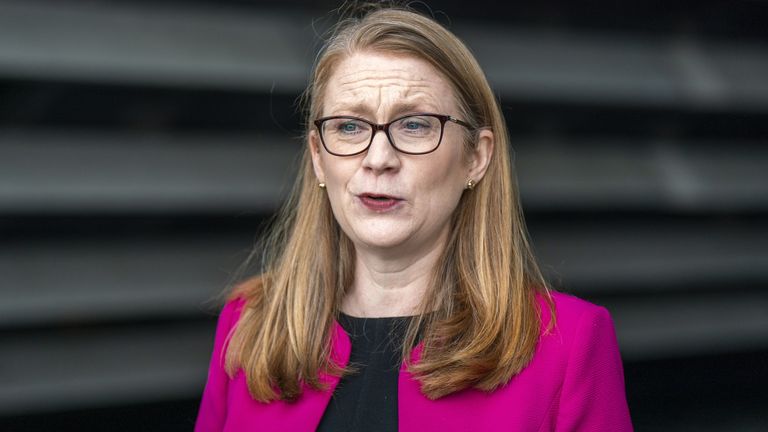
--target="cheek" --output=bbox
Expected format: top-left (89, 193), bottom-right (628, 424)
top-left (416, 155), bottom-right (467, 212)
top-left (431, 142), bottom-right (468, 188)
top-left (320, 158), bottom-right (356, 216)
top-left (320, 155), bottom-right (354, 185)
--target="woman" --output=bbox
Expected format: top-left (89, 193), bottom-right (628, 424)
top-left (196, 5), bottom-right (633, 431)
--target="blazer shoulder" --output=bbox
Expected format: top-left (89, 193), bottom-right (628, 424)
top-left (218, 275), bottom-right (264, 326)
top-left (220, 296), bottom-right (247, 331)
top-left (538, 290), bottom-right (616, 347)
top-left (548, 290), bottom-right (609, 320)
top-left (542, 292), bottom-right (633, 430)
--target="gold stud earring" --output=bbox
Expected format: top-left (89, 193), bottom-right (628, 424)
top-left (318, 182), bottom-right (326, 188)
top-left (466, 179), bottom-right (475, 190)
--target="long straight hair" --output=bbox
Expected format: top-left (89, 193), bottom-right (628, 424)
top-left (225, 5), bottom-right (554, 402)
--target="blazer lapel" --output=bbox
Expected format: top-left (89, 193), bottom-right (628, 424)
top-left (223, 321), bottom-right (351, 431)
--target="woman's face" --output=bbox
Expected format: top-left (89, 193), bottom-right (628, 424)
top-left (310, 51), bottom-right (492, 256)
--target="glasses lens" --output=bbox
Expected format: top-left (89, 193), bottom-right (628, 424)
top-left (321, 117), bottom-right (372, 155)
top-left (319, 115), bottom-right (445, 155)
top-left (390, 115), bottom-right (442, 153)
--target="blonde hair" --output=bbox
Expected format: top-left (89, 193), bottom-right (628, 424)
top-left (225, 4), bottom-right (554, 402)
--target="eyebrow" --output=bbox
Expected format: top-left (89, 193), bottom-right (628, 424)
top-left (328, 101), bottom-right (438, 120)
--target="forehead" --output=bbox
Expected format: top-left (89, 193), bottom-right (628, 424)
top-left (322, 51), bottom-right (457, 118)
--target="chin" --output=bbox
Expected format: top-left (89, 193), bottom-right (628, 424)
top-left (358, 233), bottom-right (411, 250)
top-left (350, 224), bottom-right (413, 250)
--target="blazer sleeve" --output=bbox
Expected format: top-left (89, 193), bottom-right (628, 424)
top-left (555, 305), bottom-right (634, 431)
top-left (194, 298), bottom-right (245, 432)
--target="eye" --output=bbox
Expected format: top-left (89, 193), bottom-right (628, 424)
top-left (404, 120), bottom-right (426, 130)
top-left (335, 119), bottom-right (367, 135)
top-left (397, 116), bottom-right (432, 134)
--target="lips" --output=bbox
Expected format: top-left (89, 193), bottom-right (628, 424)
top-left (357, 193), bottom-right (404, 211)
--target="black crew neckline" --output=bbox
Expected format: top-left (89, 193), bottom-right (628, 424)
top-left (318, 311), bottom-right (413, 432)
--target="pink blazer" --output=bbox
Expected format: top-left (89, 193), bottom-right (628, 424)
top-left (195, 291), bottom-right (633, 431)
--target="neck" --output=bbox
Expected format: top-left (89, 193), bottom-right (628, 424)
top-left (341, 227), bottom-right (448, 318)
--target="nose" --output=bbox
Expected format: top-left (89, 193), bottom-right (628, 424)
top-left (361, 129), bottom-right (401, 173)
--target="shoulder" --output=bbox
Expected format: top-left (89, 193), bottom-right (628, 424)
top-left (219, 296), bottom-right (247, 329)
top-left (468, 291), bottom-right (630, 429)
top-left (538, 290), bottom-right (613, 333)
top-left (222, 295), bottom-right (248, 318)
top-left (195, 290), bottom-right (252, 430)
top-left (548, 289), bottom-right (607, 315)
top-left (217, 275), bottom-right (264, 329)
top-left (534, 290), bottom-right (619, 360)
top-left (532, 291), bottom-right (632, 429)
top-left (208, 296), bottom-right (248, 359)
top-left (208, 284), bottom-right (255, 354)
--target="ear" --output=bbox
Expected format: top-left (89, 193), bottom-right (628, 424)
top-left (309, 130), bottom-right (326, 184)
top-left (467, 128), bottom-right (494, 182)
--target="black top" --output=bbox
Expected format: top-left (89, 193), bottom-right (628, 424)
top-left (316, 313), bottom-right (413, 432)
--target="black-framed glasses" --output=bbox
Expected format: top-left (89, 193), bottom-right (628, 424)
top-left (313, 113), bottom-right (472, 157)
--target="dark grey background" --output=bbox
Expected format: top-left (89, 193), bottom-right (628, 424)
top-left (1, 0), bottom-right (767, 430)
